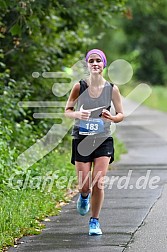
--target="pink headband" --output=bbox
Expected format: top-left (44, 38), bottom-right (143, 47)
top-left (85, 49), bottom-right (107, 68)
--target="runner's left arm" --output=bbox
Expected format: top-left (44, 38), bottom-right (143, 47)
top-left (101, 85), bottom-right (124, 123)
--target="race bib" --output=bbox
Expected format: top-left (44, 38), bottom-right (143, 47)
top-left (79, 118), bottom-right (104, 135)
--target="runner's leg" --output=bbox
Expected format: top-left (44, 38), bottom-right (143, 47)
top-left (75, 161), bottom-right (92, 196)
top-left (91, 156), bottom-right (110, 218)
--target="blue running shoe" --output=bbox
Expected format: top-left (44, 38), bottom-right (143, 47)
top-left (89, 218), bottom-right (102, 235)
top-left (77, 194), bottom-right (90, 216)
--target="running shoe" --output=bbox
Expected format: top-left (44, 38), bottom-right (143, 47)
top-left (89, 218), bottom-right (102, 235)
top-left (77, 193), bottom-right (90, 216)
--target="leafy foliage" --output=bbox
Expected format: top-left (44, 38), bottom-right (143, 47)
top-left (95, 0), bottom-right (167, 85)
top-left (119, 0), bottom-right (167, 85)
top-left (125, 1), bottom-right (167, 84)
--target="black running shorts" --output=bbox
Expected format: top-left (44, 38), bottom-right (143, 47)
top-left (71, 136), bottom-right (114, 165)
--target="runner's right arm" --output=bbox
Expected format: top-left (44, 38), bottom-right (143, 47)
top-left (65, 83), bottom-right (90, 120)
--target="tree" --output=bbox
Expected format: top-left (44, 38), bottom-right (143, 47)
top-left (0, 0), bottom-right (126, 82)
top-left (121, 0), bottom-right (167, 85)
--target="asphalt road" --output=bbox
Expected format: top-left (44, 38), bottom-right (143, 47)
top-left (8, 99), bottom-right (167, 252)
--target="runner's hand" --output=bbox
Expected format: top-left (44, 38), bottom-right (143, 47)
top-left (101, 109), bottom-right (114, 122)
top-left (75, 110), bottom-right (91, 120)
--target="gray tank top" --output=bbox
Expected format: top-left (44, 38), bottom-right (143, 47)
top-left (71, 79), bottom-right (114, 138)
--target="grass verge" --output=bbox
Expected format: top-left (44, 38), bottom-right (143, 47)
top-left (143, 85), bottom-right (167, 112)
top-left (0, 145), bottom-right (76, 251)
top-left (120, 84), bottom-right (167, 112)
top-left (113, 135), bottom-right (127, 162)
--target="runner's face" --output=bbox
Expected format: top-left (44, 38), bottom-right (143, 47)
top-left (87, 54), bottom-right (104, 74)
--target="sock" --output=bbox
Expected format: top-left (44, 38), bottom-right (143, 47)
top-left (81, 194), bottom-right (89, 199)
top-left (90, 217), bottom-right (99, 221)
